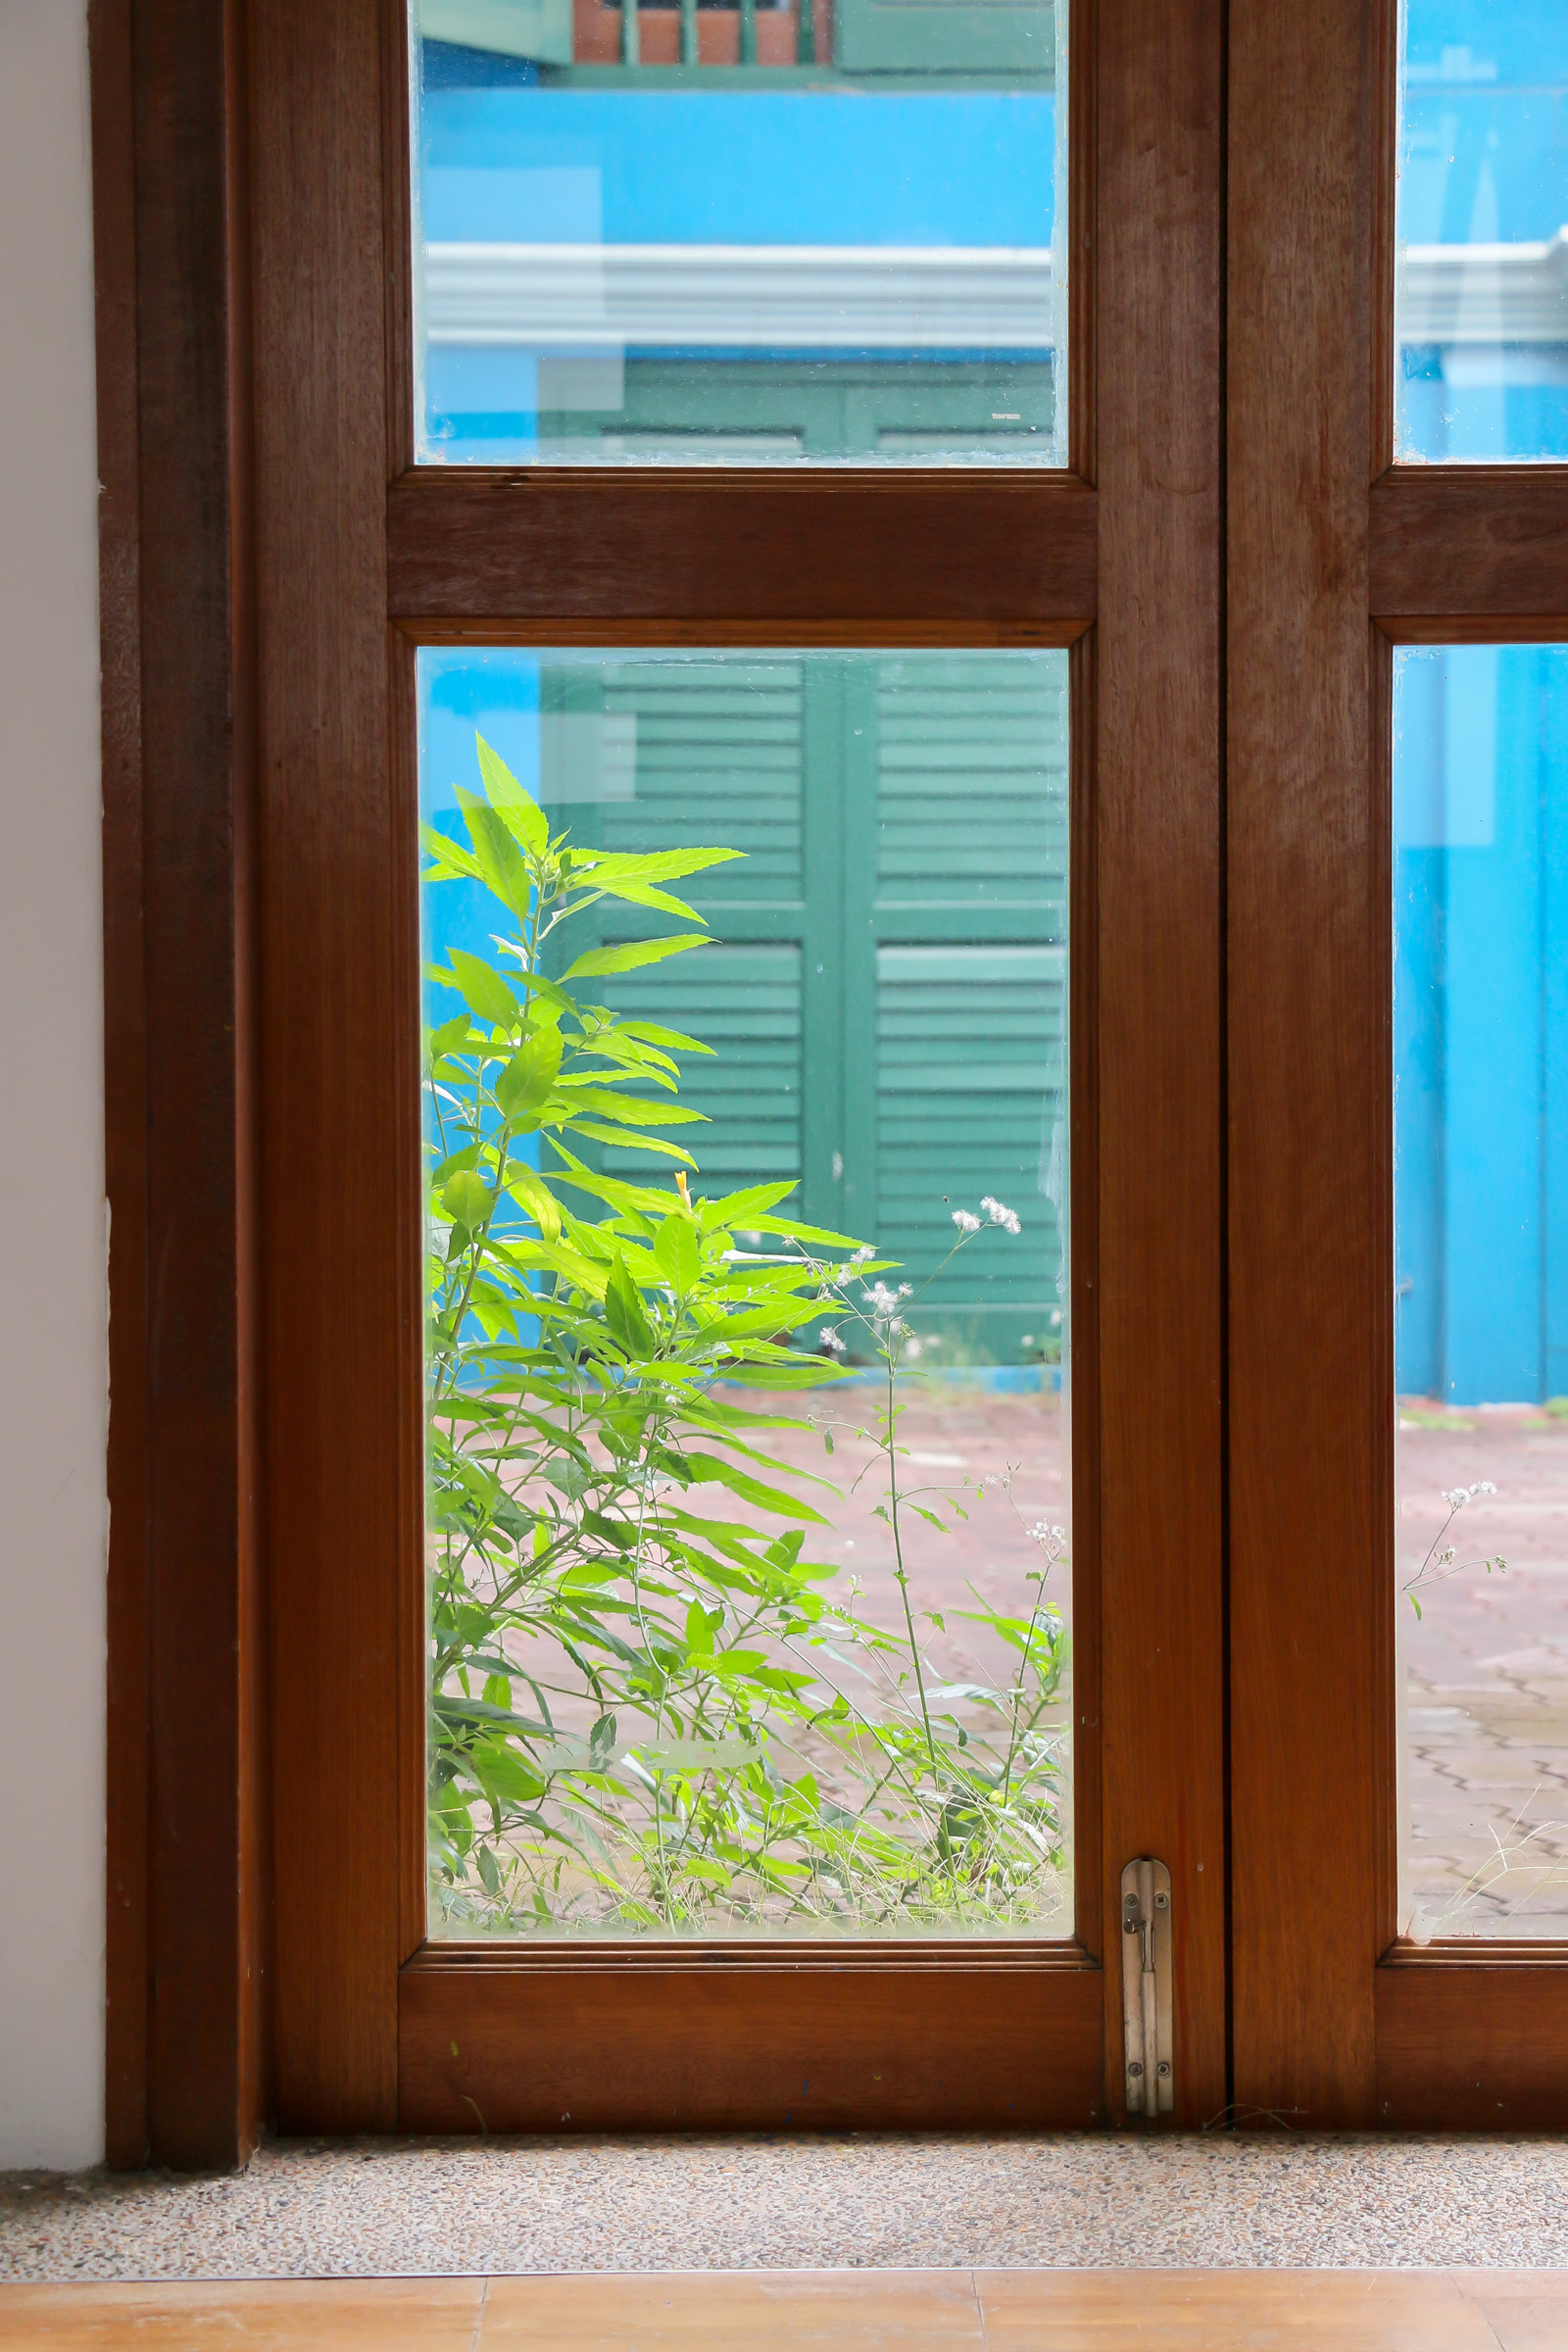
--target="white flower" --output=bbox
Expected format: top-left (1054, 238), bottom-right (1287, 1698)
top-left (981, 1195), bottom-right (1022, 1235)
top-left (906, 1336), bottom-right (923, 1360)
top-left (952, 1208), bottom-right (982, 1234)
top-left (1028, 1520), bottom-right (1067, 1550)
top-left (862, 1280), bottom-right (903, 1316)
top-left (820, 1326), bottom-right (846, 1354)
top-left (850, 1243), bottom-right (877, 1267)
top-left (1477, 1480), bottom-right (1497, 1494)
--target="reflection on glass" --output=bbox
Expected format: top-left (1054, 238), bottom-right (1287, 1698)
top-left (420, 646), bottom-right (1071, 1936)
top-left (1396, 1), bottom-right (1568, 461)
top-left (410, 0), bottom-right (1067, 465)
top-left (1395, 645), bottom-right (1568, 1937)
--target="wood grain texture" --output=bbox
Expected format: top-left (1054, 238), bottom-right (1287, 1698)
top-left (1094, 0), bottom-right (1226, 2125)
top-left (1372, 469), bottom-right (1568, 622)
top-left (1377, 1957), bottom-right (1568, 2130)
top-left (94, 0), bottom-right (266, 2171)
top-left (0, 2280), bottom-right (485, 2349)
top-left (386, 472), bottom-right (1098, 625)
top-left (0, 2274), bottom-right (1548, 2351)
top-left (1067, 629), bottom-right (1104, 1956)
top-left (89, 0), bottom-right (152, 2176)
top-left (1228, 0), bottom-right (1382, 2123)
top-left (251, 0), bottom-right (405, 2130)
top-left (399, 1949), bottom-right (1104, 2132)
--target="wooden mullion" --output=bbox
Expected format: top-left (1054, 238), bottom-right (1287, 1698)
top-left (1228, 0), bottom-right (1382, 2126)
top-left (252, 0), bottom-right (404, 2132)
top-left (1095, 0), bottom-right (1226, 2126)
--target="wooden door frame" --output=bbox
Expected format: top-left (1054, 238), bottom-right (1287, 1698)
top-left (96, 0), bottom-right (1225, 2163)
top-left (1228, 0), bottom-right (1568, 2132)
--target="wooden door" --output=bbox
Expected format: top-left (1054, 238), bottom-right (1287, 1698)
top-left (241, 0), bottom-right (1225, 2137)
top-left (1229, 0), bottom-right (1568, 2129)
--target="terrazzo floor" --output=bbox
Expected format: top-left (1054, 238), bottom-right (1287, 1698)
top-left (2, 2133), bottom-right (1567, 2281)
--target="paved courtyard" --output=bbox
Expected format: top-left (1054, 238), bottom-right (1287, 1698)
top-left (745, 1385), bottom-right (1568, 1940)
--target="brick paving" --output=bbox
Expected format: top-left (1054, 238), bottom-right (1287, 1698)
top-left (751, 1387), bottom-right (1568, 1939)
top-left (1397, 1407), bottom-right (1568, 1937)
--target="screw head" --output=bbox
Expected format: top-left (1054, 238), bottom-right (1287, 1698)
top-left (1127, 2061), bottom-right (1144, 2079)
top-left (1156, 2061), bottom-right (1171, 2079)
top-left (1153, 1889), bottom-right (1170, 1910)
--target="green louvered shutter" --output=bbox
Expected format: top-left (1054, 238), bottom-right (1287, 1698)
top-left (541, 652), bottom-right (1067, 1368)
top-left (858, 655), bottom-right (1068, 1365)
top-left (540, 657), bottom-right (811, 1217)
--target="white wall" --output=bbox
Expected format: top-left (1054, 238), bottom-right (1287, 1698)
top-left (0, 0), bottom-right (107, 2170)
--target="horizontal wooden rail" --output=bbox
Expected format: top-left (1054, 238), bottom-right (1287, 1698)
top-left (387, 469), bottom-right (1098, 629)
top-left (400, 1941), bottom-right (1104, 2132)
top-left (1371, 466), bottom-right (1568, 628)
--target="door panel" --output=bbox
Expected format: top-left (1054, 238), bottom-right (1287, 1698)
top-left (247, 0), bottom-right (1229, 2133)
top-left (1229, 0), bottom-right (1568, 2129)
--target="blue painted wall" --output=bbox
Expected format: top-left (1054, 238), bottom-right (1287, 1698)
top-left (1395, 646), bottom-right (1568, 1404)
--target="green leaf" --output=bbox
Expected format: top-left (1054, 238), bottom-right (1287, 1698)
top-left (475, 733), bottom-right (548, 855)
top-left (685, 1598), bottom-right (714, 1656)
top-left (604, 1251), bottom-right (657, 1359)
top-left (442, 1169), bottom-right (494, 1233)
top-left (428, 1013), bottom-right (472, 1062)
top-left (653, 1210), bottom-right (701, 1294)
top-left (457, 787), bottom-right (533, 920)
top-left (496, 1024), bottom-right (563, 1117)
top-left (577, 878), bottom-right (706, 922)
top-left (677, 1450), bottom-right (829, 1524)
top-left (506, 1165), bottom-right (562, 1243)
top-left (588, 1712), bottom-right (617, 1768)
top-left (572, 847), bottom-right (742, 886)
top-left (448, 948), bottom-right (519, 1029)
top-left (420, 824), bottom-right (486, 886)
top-left (566, 1121), bottom-right (697, 1162)
top-left (557, 1086), bottom-right (705, 1129)
top-left (562, 935), bottom-right (712, 982)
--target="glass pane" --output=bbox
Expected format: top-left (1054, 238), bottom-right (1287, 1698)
top-left (1396, 1), bottom-right (1568, 462)
top-left (408, 1), bottom-right (1067, 466)
top-left (419, 645), bottom-right (1072, 1936)
top-left (1394, 644), bottom-right (1568, 1937)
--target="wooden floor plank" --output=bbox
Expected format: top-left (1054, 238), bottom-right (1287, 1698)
top-left (0, 2278), bottom-right (485, 2349)
top-left (977, 2269), bottom-right (1500, 2350)
top-left (479, 2270), bottom-right (986, 2348)
top-left (0, 2269), bottom-right (1561, 2348)
top-left (1452, 2269), bottom-right (1568, 2352)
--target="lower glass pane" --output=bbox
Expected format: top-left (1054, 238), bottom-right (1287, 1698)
top-left (419, 646), bottom-right (1073, 1937)
top-left (1395, 644), bottom-right (1568, 1937)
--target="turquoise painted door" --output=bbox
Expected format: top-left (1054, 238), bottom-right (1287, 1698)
top-left (542, 650), bottom-right (1067, 1367)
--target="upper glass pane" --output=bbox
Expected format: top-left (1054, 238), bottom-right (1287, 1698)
top-left (1396, 0), bottom-right (1568, 462)
top-left (1394, 644), bottom-right (1568, 1938)
top-left (409, 0), bottom-right (1067, 465)
top-left (419, 645), bottom-right (1072, 1936)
